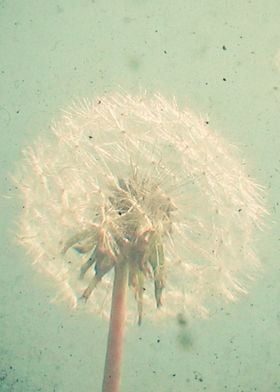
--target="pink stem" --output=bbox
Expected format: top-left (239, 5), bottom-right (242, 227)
top-left (102, 260), bottom-right (128, 392)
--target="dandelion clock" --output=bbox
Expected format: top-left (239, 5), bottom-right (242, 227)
top-left (14, 92), bottom-right (266, 392)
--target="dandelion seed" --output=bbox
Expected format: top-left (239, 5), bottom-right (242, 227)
top-left (14, 92), bottom-right (266, 392)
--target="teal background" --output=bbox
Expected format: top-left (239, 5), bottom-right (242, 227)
top-left (0, 1), bottom-right (279, 391)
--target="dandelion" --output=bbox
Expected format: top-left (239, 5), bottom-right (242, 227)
top-left (15, 92), bottom-right (266, 392)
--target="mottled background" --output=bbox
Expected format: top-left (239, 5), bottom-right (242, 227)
top-left (0, 1), bottom-right (279, 391)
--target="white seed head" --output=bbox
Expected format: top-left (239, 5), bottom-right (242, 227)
top-left (14, 92), bottom-right (267, 321)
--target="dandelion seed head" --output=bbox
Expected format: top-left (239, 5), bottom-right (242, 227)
top-left (15, 92), bottom-right (266, 321)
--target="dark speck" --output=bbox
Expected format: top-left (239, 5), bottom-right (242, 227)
top-left (177, 313), bottom-right (188, 326)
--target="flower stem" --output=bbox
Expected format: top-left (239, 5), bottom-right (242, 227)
top-left (102, 260), bottom-right (128, 392)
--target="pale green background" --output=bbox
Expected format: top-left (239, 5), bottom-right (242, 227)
top-left (0, 1), bottom-right (279, 391)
